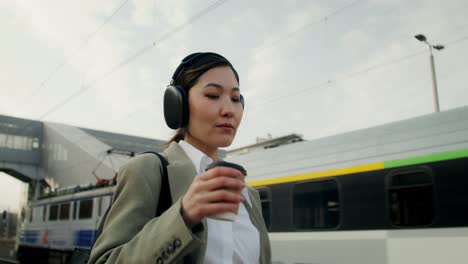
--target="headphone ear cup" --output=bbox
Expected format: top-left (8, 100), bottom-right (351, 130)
top-left (240, 94), bottom-right (245, 109)
top-left (164, 85), bottom-right (189, 129)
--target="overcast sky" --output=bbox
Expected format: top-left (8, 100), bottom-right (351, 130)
top-left (1, 0), bottom-right (468, 212)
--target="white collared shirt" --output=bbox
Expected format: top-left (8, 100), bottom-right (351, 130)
top-left (178, 140), bottom-right (260, 264)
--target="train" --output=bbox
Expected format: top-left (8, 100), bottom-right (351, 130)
top-left (227, 105), bottom-right (468, 264)
top-left (18, 105), bottom-right (468, 263)
top-left (17, 184), bottom-right (114, 264)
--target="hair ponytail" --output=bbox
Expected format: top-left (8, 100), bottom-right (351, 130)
top-left (165, 127), bottom-right (187, 148)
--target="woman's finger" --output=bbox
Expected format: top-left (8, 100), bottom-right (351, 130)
top-left (196, 189), bottom-right (244, 204)
top-left (194, 202), bottom-right (241, 218)
top-left (196, 176), bottom-right (244, 193)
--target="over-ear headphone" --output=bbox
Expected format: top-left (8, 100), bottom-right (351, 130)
top-left (163, 52), bottom-right (245, 130)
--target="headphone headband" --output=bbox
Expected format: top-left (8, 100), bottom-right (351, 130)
top-left (171, 52), bottom-right (230, 86)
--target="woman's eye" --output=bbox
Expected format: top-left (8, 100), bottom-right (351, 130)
top-left (205, 94), bottom-right (219, 100)
top-left (232, 97), bottom-right (241, 103)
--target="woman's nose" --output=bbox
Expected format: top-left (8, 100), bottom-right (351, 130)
top-left (220, 98), bottom-right (235, 117)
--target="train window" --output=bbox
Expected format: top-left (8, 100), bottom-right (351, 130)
top-left (293, 179), bottom-right (340, 230)
top-left (49, 204), bottom-right (58, 221)
top-left (59, 203), bottom-right (70, 220)
top-left (79, 199), bottom-right (93, 219)
top-left (256, 187), bottom-right (271, 229)
top-left (43, 206), bottom-right (47, 222)
top-left (73, 202), bottom-right (77, 219)
top-left (388, 170), bottom-right (434, 226)
top-left (98, 197), bottom-right (103, 217)
top-left (31, 207), bottom-right (38, 223)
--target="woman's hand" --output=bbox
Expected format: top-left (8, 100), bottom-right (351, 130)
top-left (181, 166), bottom-right (245, 227)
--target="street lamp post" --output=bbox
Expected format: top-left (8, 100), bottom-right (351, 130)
top-left (415, 34), bottom-right (444, 112)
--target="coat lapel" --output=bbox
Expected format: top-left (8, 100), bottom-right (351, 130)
top-left (163, 142), bottom-right (208, 263)
top-left (164, 142), bottom-right (197, 202)
top-left (244, 188), bottom-right (271, 264)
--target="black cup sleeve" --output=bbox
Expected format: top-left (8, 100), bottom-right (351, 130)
top-left (205, 161), bottom-right (247, 176)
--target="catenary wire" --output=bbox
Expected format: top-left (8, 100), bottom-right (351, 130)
top-left (32, 0), bottom-right (131, 96)
top-left (35, 0), bottom-right (229, 122)
top-left (110, 0), bottom-right (366, 126)
top-left (252, 0), bottom-right (364, 58)
top-left (248, 34), bottom-right (468, 113)
top-left (15, 0), bottom-right (229, 135)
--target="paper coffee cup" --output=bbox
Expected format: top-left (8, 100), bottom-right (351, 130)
top-left (205, 161), bottom-right (247, 221)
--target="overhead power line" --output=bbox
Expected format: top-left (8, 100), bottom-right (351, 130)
top-left (253, 0), bottom-right (364, 58)
top-left (33, 0), bottom-right (131, 95)
top-left (34, 0), bottom-right (229, 121)
top-left (35, 35), bottom-right (468, 178)
top-left (17, 0), bottom-right (229, 136)
top-left (445, 35), bottom-right (468, 46)
top-left (248, 51), bottom-right (425, 112)
top-left (249, 34), bottom-right (468, 112)
top-left (109, 0), bottom-right (364, 125)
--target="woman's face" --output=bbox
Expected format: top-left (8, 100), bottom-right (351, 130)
top-left (186, 66), bottom-right (243, 152)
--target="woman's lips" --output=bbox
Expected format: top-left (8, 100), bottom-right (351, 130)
top-left (216, 124), bottom-right (235, 133)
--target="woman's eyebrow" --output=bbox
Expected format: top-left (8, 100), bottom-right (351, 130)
top-left (203, 82), bottom-right (239, 92)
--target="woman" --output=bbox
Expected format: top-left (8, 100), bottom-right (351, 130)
top-left (88, 52), bottom-right (271, 263)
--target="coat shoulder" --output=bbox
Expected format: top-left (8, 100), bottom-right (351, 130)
top-left (118, 153), bottom-right (166, 181)
top-left (114, 152), bottom-right (168, 203)
top-left (121, 152), bottom-right (166, 171)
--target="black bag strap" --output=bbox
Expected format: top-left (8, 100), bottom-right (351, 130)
top-left (92, 152), bottom-right (171, 249)
top-left (142, 151), bottom-right (171, 217)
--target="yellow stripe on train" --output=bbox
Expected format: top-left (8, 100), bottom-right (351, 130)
top-left (247, 162), bottom-right (384, 187)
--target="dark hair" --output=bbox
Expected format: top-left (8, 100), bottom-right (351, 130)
top-left (166, 52), bottom-right (239, 146)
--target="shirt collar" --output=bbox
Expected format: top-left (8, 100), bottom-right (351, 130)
top-left (178, 140), bottom-right (213, 174)
top-left (178, 140), bottom-right (251, 205)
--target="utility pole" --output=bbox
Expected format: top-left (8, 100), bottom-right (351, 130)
top-left (415, 34), bottom-right (445, 112)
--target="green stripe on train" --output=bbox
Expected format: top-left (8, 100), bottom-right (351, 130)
top-left (384, 148), bottom-right (468, 169)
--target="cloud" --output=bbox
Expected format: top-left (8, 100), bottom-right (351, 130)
top-left (0, 0), bottom-right (196, 141)
top-left (234, 0), bottom-right (468, 146)
top-left (1, 0), bottom-right (467, 148)
top-left (130, 0), bottom-right (156, 26)
top-left (341, 29), bottom-right (371, 52)
top-left (0, 1), bottom-right (132, 118)
top-left (312, 0), bottom-right (468, 138)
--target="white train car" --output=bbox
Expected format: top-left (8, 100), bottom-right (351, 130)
top-left (18, 106), bottom-right (468, 264)
top-left (227, 106), bottom-right (468, 264)
top-left (18, 185), bottom-right (114, 263)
